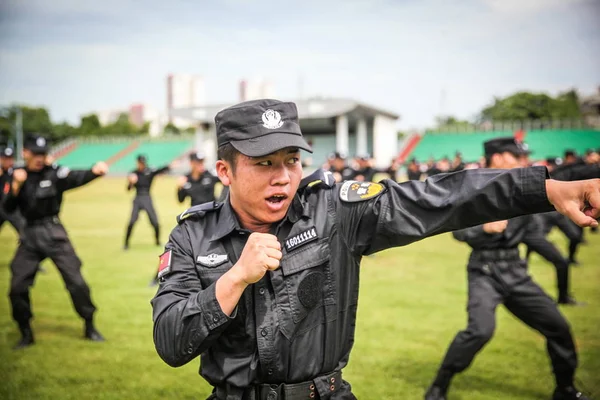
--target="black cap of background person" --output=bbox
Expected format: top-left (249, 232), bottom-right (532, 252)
top-left (564, 149), bottom-right (576, 158)
top-left (137, 154), bottom-right (147, 164)
top-left (483, 137), bottom-right (531, 158)
top-left (24, 135), bottom-right (50, 154)
top-left (1, 146), bottom-right (15, 158)
top-left (189, 151), bottom-right (205, 162)
top-left (215, 99), bottom-right (312, 157)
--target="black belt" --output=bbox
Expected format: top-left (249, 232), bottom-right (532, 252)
top-left (471, 248), bottom-right (520, 262)
top-left (215, 371), bottom-right (342, 400)
top-left (26, 216), bottom-right (61, 227)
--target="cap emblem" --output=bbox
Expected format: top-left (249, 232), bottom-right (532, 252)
top-left (36, 137), bottom-right (46, 147)
top-left (261, 109), bottom-right (283, 129)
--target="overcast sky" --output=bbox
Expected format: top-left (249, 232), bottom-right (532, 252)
top-left (0, 0), bottom-right (598, 129)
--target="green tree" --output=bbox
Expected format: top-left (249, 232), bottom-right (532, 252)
top-left (481, 91), bottom-right (581, 121)
top-left (52, 122), bottom-right (78, 140)
top-left (164, 122), bottom-right (180, 135)
top-left (79, 114), bottom-right (102, 136)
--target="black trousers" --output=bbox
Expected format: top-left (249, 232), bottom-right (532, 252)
top-left (0, 207), bottom-right (26, 239)
top-left (125, 195), bottom-right (160, 246)
top-left (438, 254), bottom-right (577, 388)
top-left (9, 218), bottom-right (97, 326)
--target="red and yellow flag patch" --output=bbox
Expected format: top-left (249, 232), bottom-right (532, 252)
top-left (157, 250), bottom-right (172, 279)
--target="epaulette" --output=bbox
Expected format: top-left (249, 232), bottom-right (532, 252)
top-left (299, 169), bottom-right (335, 193)
top-left (176, 201), bottom-right (222, 224)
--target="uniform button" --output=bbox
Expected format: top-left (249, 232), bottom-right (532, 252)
top-left (187, 346), bottom-right (193, 354)
top-left (330, 377), bottom-right (335, 383)
top-left (261, 328), bottom-right (268, 337)
top-left (213, 315), bottom-right (220, 322)
top-left (309, 393), bottom-right (315, 399)
top-left (330, 385), bottom-right (335, 391)
top-left (309, 384), bottom-right (315, 390)
top-left (268, 368), bottom-right (273, 375)
top-left (259, 288), bottom-right (265, 295)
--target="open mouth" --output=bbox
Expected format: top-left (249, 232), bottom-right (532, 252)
top-left (266, 194), bottom-right (288, 204)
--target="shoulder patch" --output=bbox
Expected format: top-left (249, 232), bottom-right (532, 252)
top-left (176, 201), bottom-right (223, 224)
top-left (299, 169), bottom-right (335, 192)
top-left (339, 180), bottom-right (385, 202)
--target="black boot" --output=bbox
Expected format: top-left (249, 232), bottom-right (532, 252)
top-left (84, 319), bottom-right (105, 342)
top-left (552, 386), bottom-right (590, 400)
top-left (558, 295), bottom-right (585, 306)
top-left (425, 369), bottom-right (452, 400)
top-left (13, 323), bottom-right (35, 350)
top-left (424, 385), bottom-right (448, 400)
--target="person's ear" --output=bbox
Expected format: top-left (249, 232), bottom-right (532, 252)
top-left (216, 160), bottom-right (231, 186)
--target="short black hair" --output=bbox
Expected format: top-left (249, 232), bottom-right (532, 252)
top-left (217, 143), bottom-right (241, 174)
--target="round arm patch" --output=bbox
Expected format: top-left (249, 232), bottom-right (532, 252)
top-left (339, 180), bottom-right (385, 202)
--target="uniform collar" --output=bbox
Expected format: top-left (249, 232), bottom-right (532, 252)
top-left (210, 191), bottom-right (310, 242)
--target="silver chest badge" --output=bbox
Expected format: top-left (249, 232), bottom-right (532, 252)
top-left (197, 253), bottom-right (228, 268)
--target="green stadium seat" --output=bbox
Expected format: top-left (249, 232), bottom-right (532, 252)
top-left (108, 140), bottom-right (193, 174)
top-left (410, 130), bottom-right (600, 162)
top-left (57, 143), bottom-right (129, 169)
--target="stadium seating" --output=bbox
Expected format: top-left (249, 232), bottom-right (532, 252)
top-left (409, 129), bottom-right (600, 162)
top-left (56, 143), bottom-right (129, 169)
top-left (108, 139), bottom-right (193, 174)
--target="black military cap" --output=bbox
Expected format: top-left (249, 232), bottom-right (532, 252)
top-left (483, 137), bottom-right (529, 157)
top-left (24, 135), bottom-right (50, 154)
top-left (137, 154), bottom-right (147, 163)
top-left (215, 99), bottom-right (312, 157)
top-left (1, 146), bottom-right (15, 157)
top-left (189, 151), bottom-right (205, 161)
top-left (564, 149), bottom-right (576, 158)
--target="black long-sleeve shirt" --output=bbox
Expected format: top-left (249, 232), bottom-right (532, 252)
top-left (177, 172), bottom-right (220, 206)
top-left (128, 166), bottom-right (169, 196)
top-left (551, 161), bottom-right (600, 181)
top-left (151, 166), bottom-right (554, 389)
top-left (3, 165), bottom-right (100, 222)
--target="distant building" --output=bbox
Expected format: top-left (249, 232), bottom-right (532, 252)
top-left (170, 97), bottom-right (400, 169)
top-left (239, 79), bottom-right (274, 102)
top-left (580, 86), bottom-right (600, 128)
top-left (96, 109), bottom-right (125, 126)
top-left (167, 74), bottom-right (205, 128)
top-left (129, 103), bottom-right (165, 137)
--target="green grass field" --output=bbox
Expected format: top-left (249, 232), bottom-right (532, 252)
top-left (1, 176), bottom-right (599, 400)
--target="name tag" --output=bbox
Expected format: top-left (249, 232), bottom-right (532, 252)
top-left (285, 227), bottom-right (318, 252)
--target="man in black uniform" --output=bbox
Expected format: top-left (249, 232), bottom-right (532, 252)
top-left (0, 146), bottom-right (26, 237)
top-left (150, 100), bottom-right (600, 400)
top-left (123, 154), bottom-right (170, 249)
top-left (328, 151), bottom-right (356, 182)
top-left (2, 135), bottom-right (106, 349)
top-left (352, 153), bottom-right (376, 182)
top-left (425, 138), bottom-right (589, 400)
top-left (532, 158), bottom-right (600, 265)
top-left (177, 152), bottom-right (220, 207)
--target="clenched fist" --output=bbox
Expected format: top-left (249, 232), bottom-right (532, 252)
top-left (483, 220), bottom-right (508, 234)
top-left (232, 233), bottom-right (282, 285)
top-left (128, 174), bottom-right (138, 184)
top-left (13, 168), bottom-right (27, 185)
top-left (177, 176), bottom-right (188, 189)
top-left (92, 161), bottom-right (109, 176)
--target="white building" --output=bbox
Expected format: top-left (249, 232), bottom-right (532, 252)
top-left (170, 97), bottom-right (400, 169)
top-left (167, 74), bottom-right (205, 128)
top-left (129, 103), bottom-right (166, 137)
top-left (240, 79), bottom-right (275, 102)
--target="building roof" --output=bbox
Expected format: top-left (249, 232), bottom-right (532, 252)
top-left (170, 97), bottom-right (400, 123)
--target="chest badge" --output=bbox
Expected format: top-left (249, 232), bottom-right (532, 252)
top-left (285, 226), bottom-right (318, 252)
top-left (197, 253), bottom-right (228, 268)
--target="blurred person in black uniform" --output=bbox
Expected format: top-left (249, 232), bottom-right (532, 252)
top-left (517, 149), bottom-right (580, 305)
top-left (406, 158), bottom-right (422, 180)
top-left (0, 146), bottom-right (26, 237)
top-left (451, 151), bottom-right (465, 172)
top-left (3, 135), bottom-right (107, 349)
top-left (123, 154), bottom-right (170, 249)
top-left (353, 153), bottom-right (376, 182)
top-left (177, 152), bottom-right (220, 207)
top-left (531, 156), bottom-right (600, 265)
top-left (328, 151), bottom-right (356, 182)
top-left (563, 149), bottom-right (579, 165)
top-left (426, 137), bottom-right (589, 400)
top-left (150, 100), bottom-right (600, 400)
